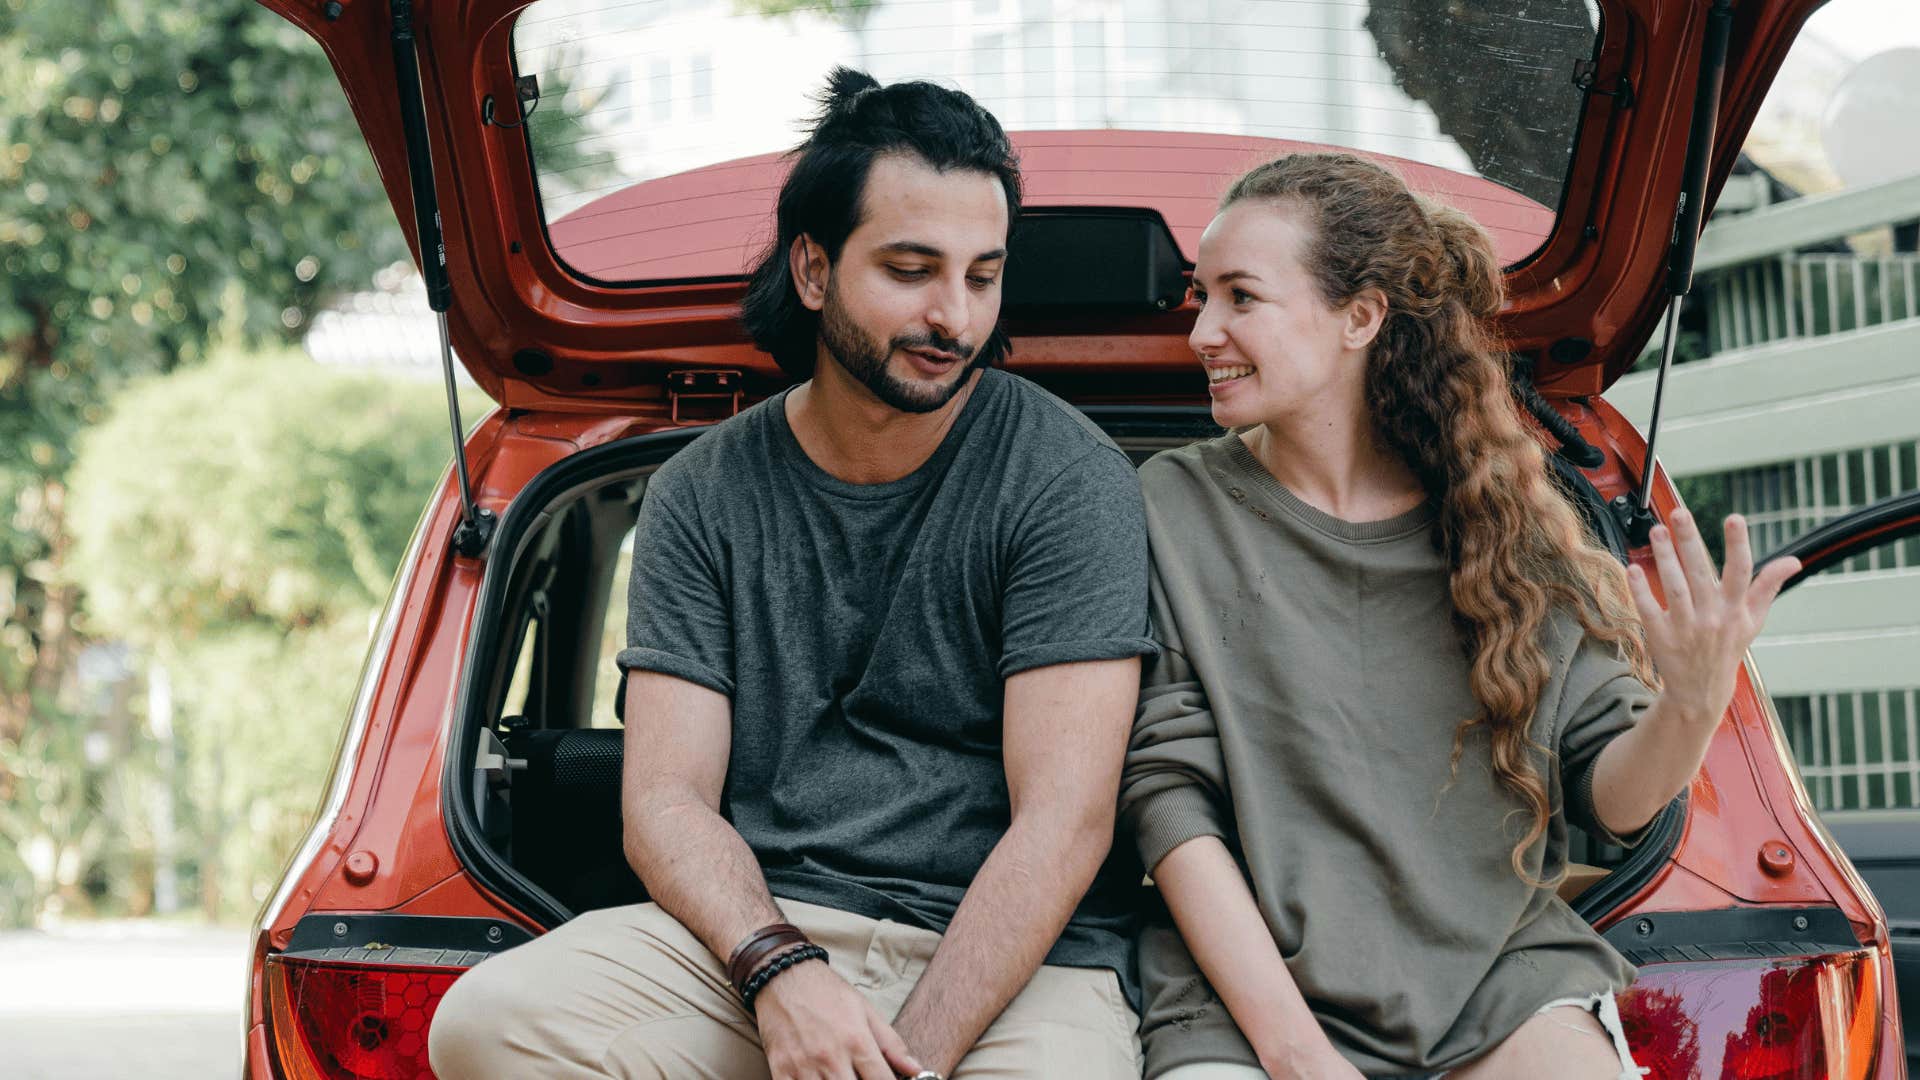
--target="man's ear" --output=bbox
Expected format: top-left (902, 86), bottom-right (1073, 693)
top-left (790, 234), bottom-right (829, 313)
top-left (1343, 286), bottom-right (1388, 351)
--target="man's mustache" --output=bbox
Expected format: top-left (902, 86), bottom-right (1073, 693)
top-left (890, 331), bottom-right (976, 362)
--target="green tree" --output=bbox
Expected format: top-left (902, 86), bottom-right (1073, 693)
top-left (1361, 0), bottom-right (1598, 208)
top-left (45, 350), bottom-right (463, 921)
top-left (0, 0), bottom-right (408, 751)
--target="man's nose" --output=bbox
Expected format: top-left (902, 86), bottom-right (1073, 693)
top-left (923, 274), bottom-right (969, 342)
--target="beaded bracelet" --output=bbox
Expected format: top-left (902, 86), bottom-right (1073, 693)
top-left (739, 942), bottom-right (828, 1010)
top-left (727, 922), bottom-right (809, 996)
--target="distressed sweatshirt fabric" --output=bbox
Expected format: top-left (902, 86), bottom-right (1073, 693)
top-left (1120, 434), bottom-right (1651, 1078)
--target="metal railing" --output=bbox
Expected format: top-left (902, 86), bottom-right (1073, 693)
top-left (1691, 172), bottom-right (1920, 357)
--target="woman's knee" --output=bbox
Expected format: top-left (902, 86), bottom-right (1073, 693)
top-left (1448, 1006), bottom-right (1620, 1080)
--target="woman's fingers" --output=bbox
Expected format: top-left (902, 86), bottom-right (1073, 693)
top-left (1626, 564), bottom-right (1671, 654)
top-left (1647, 523), bottom-right (1693, 616)
top-left (1671, 509), bottom-right (1722, 602)
top-left (1748, 554), bottom-right (1802, 622)
top-left (1720, 514), bottom-right (1755, 606)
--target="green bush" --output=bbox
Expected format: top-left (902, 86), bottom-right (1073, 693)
top-left (1, 350), bottom-right (474, 922)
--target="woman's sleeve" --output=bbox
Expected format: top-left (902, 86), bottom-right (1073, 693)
top-left (1556, 632), bottom-right (1658, 848)
top-left (1119, 560), bottom-right (1234, 875)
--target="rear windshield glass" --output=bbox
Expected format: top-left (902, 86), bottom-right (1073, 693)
top-left (512, 0), bottom-right (1602, 282)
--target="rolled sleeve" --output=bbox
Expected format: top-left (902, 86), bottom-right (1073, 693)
top-left (1121, 564), bottom-right (1233, 873)
top-left (617, 470), bottom-right (736, 717)
top-left (1127, 782), bottom-right (1230, 877)
top-left (1555, 634), bottom-right (1657, 848)
top-left (997, 448), bottom-right (1157, 678)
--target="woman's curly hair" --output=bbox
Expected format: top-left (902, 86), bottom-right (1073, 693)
top-left (1222, 152), bottom-right (1655, 879)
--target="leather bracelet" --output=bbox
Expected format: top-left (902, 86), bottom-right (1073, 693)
top-left (727, 922), bottom-right (808, 995)
top-left (739, 942), bottom-right (827, 1010)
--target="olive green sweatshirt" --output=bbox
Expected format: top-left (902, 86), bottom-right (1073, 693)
top-left (1120, 435), bottom-right (1649, 1078)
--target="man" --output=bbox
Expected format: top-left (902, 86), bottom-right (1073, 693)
top-left (428, 68), bottom-right (1153, 1079)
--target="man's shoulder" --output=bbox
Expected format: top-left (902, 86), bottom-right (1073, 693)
top-left (981, 370), bottom-right (1128, 469)
top-left (647, 393), bottom-right (784, 497)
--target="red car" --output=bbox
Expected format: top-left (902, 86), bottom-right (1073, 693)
top-left (243, 0), bottom-right (1913, 1077)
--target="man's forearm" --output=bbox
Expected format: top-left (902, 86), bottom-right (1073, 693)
top-left (625, 792), bottom-right (787, 964)
top-left (890, 814), bottom-right (1110, 1073)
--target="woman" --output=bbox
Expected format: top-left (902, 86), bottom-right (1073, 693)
top-left (1118, 153), bottom-right (1798, 1080)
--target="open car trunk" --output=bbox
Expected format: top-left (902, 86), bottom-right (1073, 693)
top-left (441, 406), bottom-right (1684, 931)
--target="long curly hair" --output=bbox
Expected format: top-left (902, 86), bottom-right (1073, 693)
top-left (1221, 153), bottom-right (1655, 878)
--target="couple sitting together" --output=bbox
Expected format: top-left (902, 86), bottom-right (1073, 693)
top-left (428, 69), bottom-right (1795, 1080)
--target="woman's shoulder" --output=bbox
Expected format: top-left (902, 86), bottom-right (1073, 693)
top-left (1138, 434), bottom-right (1236, 503)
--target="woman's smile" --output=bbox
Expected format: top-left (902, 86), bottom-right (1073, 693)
top-left (1204, 363), bottom-right (1254, 389)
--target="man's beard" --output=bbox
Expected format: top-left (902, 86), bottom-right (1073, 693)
top-left (819, 278), bottom-right (988, 415)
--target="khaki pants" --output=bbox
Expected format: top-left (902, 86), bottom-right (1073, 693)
top-left (428, 898), bottom-right (1142, 1079)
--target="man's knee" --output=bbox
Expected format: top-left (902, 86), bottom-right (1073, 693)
top-left (426, 906), bottom-right (747, 1078)
top-left (427, 953), bottom-right (523, 1078)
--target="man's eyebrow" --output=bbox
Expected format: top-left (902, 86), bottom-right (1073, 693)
top-left (875, 241), bottom-right (1008, 263)
top-left (877, 241), bottom-right (944, 258)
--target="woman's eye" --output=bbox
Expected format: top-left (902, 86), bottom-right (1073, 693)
top-left (1231, 289), bottom-right (1254, 305)
top-left (1190, 290), bottom-right (1208, 307)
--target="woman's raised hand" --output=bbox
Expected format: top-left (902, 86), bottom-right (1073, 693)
top-left (1625, 510), bottom-right (1801, 728)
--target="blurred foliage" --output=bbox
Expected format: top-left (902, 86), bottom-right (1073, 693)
top-left (0, 0), bottom-right (409, 755)
top-left (1362, 0), bottom-right (1596, 209)
top-left (733, 0), bottom-right (877, 21)
top-left (0, 351), bottom-right (464, 923)
top-left (0, 0), bottom-right (443, 924)
top-left (1676, 474), bottom-right (1734, 565)
top-left (166, 617), bottom-right (380, 922)
top-left (66, 352), bottom-right (451, 639)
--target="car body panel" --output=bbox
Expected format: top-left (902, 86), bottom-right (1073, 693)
top-left (255, 0), bottom-right (1823, 405)
top-left (240, 397), bottom-right (1899, 1066)
top-left (549, 133), bottom-right (1557, 282)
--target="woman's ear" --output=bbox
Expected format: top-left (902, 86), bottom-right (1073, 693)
top-left (790, 234), bottom-right (830, 312)
top-left (1343, 286), bottom-right (1388, 351)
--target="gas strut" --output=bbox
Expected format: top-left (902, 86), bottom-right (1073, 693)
top-left (1611, 0), bottom-right (1736, 547)
top-left (392, 0), bottom-right (495, 558)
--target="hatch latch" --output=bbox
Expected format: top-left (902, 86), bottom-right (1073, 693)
top-left (1572, 59), bottom-right (1633, 108)
top-left (666, 369), bottom-right (744, 423)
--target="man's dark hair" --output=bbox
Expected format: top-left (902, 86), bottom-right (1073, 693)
top-left (740, 68), bottom-right (1022, 379)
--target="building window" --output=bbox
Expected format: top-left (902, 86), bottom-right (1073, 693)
top-left (648, 57), bottom-right (673, 122)
top-left (1700, 438), bottom-right (1920, 573)
top-left (1776, 689), bottom-right (1920, 811)
top-left (691, 54), bottom-right (713, 119)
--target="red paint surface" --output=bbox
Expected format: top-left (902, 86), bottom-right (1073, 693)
top-left (255, 0), bottom-right (1828, 406)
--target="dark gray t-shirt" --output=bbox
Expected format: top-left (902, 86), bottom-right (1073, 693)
top-left (617, 368), bottom-right (1156, 984)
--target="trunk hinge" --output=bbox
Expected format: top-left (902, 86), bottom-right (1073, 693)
top-left (666, 369), bottom-right (744, 423)
top-left (1610, 0), bottom-right (1735, 548)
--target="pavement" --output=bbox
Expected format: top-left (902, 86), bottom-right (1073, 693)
top-left (0, 919), bottom-right (249, 1079)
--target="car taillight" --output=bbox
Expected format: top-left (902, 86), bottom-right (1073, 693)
top-left (1618, 949), bottom-right (1881, 1079)
top-left (265, 955), bottom-right (466, 1080)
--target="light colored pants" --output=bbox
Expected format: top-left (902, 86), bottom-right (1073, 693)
top-left (427, 898), bottom-right (1142, 1079)
top-left (1158, 993), bottom-right (1646, 1080)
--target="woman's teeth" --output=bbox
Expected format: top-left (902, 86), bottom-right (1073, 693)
top-left (1207, 365), bottom-right (1253, 385)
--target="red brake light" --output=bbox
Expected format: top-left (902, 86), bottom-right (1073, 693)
top-left (265, 955), bottom-right (466, 1080)
top-left (1618, 950), bottom-right (1881, 1079)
